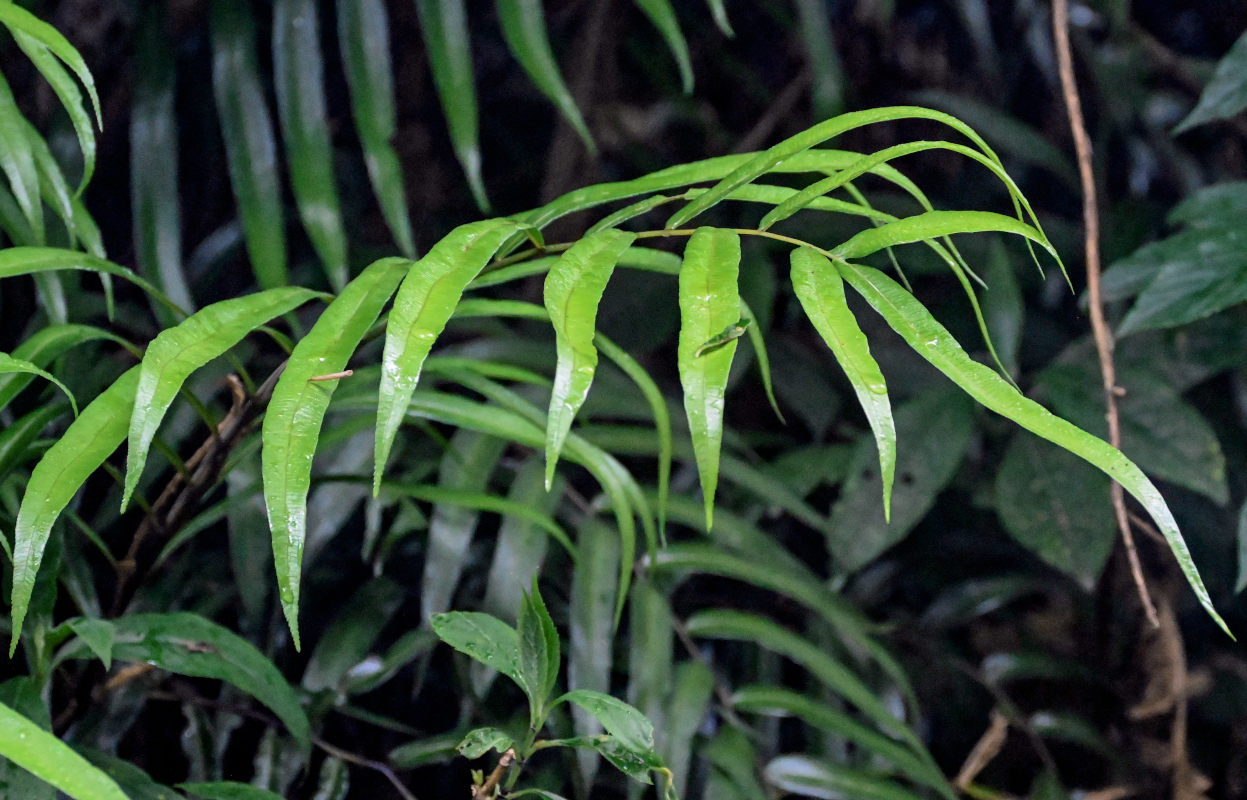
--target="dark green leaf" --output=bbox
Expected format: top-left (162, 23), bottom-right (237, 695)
top-left (631, 0), bottom-right (693, 93)
top-left (180, 782), bottom-right (285, 800)
top-left (1175, 30), bottom-right (1247, 133)
top-left (302, 578), bottom-right (404, 693)
top-left (518, 578), bottom-right (560, 713)
top-left (763, 755), bottom-right (927, 800)
top-left (431, 611), bottom-right (523, 689)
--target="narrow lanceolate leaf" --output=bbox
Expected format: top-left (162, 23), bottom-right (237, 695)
top-left (0, 353), bottom-right (77, 415)
top-left (264, 260), bottom-right (408, 648)
top-left (0, 323), bottom-right (130, 413)
top-left (0, 701), bottom-right (128, 800)
top-left (374, 219), bottom-right (519, 492)
top-left (11, 368), bottom-right (140, 654)
top-left (415, 0), bottom-right (489, 210)
top-left (274, 0), bottom-right (349, 289)
top-left (518, 579), bottom-right (561, 713)
top-left (838, 259), bottom-right (1232, 637)
top-left (0, 3), bottom-right (102, 134)
top-left (124, 287), bottom-right (322, 512)
top-left (496, 0), bottom-right (595, 151)
top-left (790, 247), bottom-right (894, 519)
top-left (211, 0), bottom-right (287, 289)
top-left (678, 228), bottom-right (741, 529)
top-left (631, 0), bottom-right (693, 93)
top-left (337, 0), bottom-right (415, 256)
top-left (831, 210), bottom-right (1058, 265)
top-left (131, 7), bottom-right (193, 317)
top-left (544, 229), bottom-right (637, 488)
top-left (0, 247), bottom-right (172, 311)
top-left (0, 72), bottom-right (43, 238)
top-left (705, 0), bottom-right (733, 36)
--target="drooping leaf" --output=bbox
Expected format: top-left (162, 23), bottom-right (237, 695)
top-left (704, 0), bottom-right (733, 35)
top-left (374, 219), bottom-right (518, 492)
top-left (1174, 30), bottom-right (1247, 133)
top-left (124, 288), bottom-right (321, 512)
top-left (0, 403), bottom-right (68, 483)
top-left (483, 457), bottom-right (556, 620)
top-left (263, 259), bottom-right (407, 646)
top-left (830, 210), bottom-right (1056, 264)
top-left (568, 519), bottom-right (618, 785)
top-left (0, 352), bottom-right (77, 415)
top-left (0, 71), bottom-right (43, 238)
top-left (557, 689), bottom-right (656, 754)
top-left (677, 227), bottom-right (741, 529)
top-left (791, 246), bottom-right (893, 518)
top-left (10, 368), bottom-right (139, 654)
top-left (0, 247), bottom-right (172, 310)
top-left (273, 0), bottom-right (348, 289)
top-left (543, 228), bottom-right (637, 488)
top-left (0, 701), bottom-right (127, 800)
top-left (631, 0), bottom-right (693, 93)
top-left (210, 0), bottom-right (287, 289)
top-left (336, 0), bottom-right (415, 256)
top-left (838, 259), bottom-right (1230, 636)
top-left (496, 0), bottom-right (595, 150)
top-left (430, 611), bottom-right (523, 688)
top-left (764, 755), bottom-right (928, 800)
top-left (415, 0), bottom-right (489, 210)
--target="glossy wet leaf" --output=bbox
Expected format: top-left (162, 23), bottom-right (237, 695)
top-left (61, 612), bottom-right (311, 754)
top-left (1175, 29), bottom-right (1247, 133)
top-left (415, 0), bottom-right (488, 210)
top-left (211, 0), bottom-right (287, 289)
top-left (263, 259), bottom-right (407, 646)
top-left (831, 210), bottom-right (1055, 264)
top-left (0, 701), bottom-right (127, 800)
top-left (374, 219), bottom-right (519, 492)
top-left (457, 727), bottom-right (514, 759)
top-left (0, 352), bottom-right (77, 414)
top-left (0, 247), bottom-right (171, 309)
top-left (791, 246), bottom-right (893, 518)
top-left (123, 287), bottom-right (321, 510)
top-left (838, 259), bottom-right (1230, 636)
top-left (631, 0), bottom-right (693, 93)
top-left (10, 368), bottom-right (138, 654)
top-left (431, 611), bottom-right (523, 688)
top-left (558, 690), bottom-right (655, 754)
top-left (678, 227), bottom-right (741, 529)
top-left (543, 228), bottom-right (637, 488)
top-left (497, 0), bottom-right (594, 150)
top-left (337, 0), bottom-right (415, 256)
top-left (518, 578), bottom-right (560, 715)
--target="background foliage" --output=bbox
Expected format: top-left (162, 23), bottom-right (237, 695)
top-left (2, 1), bottom-right (1247, 799)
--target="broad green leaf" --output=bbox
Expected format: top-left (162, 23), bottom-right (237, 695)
top-left (0, 701), bottom-right (127, 800)
top-left (274, 0), bottom-right (348, 289)
top-left (518, 578), bottom-right (560, 714)
top-left (457, 727), bottom-right (514, 759)
top-left (685, 609), bottom-right (920, 747)
top-left (1168, 181), bottom-right (1247, 228)
top-left (734, 686), bottom-right (949, 797)
top-left (65, 618), bottom-right (116, 671)
top-left (496, 0), bottom-right (595, 150)
top-left (263, 259), bottom-right (407, 645)
top-left (336, 0), bottom-right (415, 256)
top-left (791, 247), bottom-right (893, 518)
top-left (302, 578), bottom-right (404, 693)
top-left (123, 287), bottom-right (320, 511)
top-left (568, 519), bottom-right (618, 785)
top-left (211, 0), bottom-right (287, 289)
top-left (0, 403), bottom-right (68, 483)
top-left (431, 611), bottom-right (523, 688)
top-left (415, 0), bottom-right (488, 210)
top-left (678, 228), bottom-right (741, 529)
top-left (631, 0), bottom-right (693, 93)
top-left (61, 612), bottom-right (310, 754)
top-left (557, 689), bottom-right (655, 753)
top-left (0, 353), bottom-right (77, 414)
top-left (131, 6), bottom-right (193, 318)
top-left (0, 72), bottom-right (43, 238)
top-left (79, 749), bottom-right (178, 800)
top-left (0, 679), bottom-right (55, 800)
top-left (1175, 30), bottom-right (1247, 133)
top-left (10, 368), bottom-right (139, 654)
top-left (1041, 363), bottom-right (1228, 505)
top-left (838, 259), bottom-right (1231, 636)
top-left (544, 228), bottom-right (637, 488)
top-left (829, 388), bottom-right (974, 572)
top-left (764, 755), bottom-right (926, 800)
top-left (374, 219), bottom-right (518, 492)
top-left (180, 782), bottom-right (285, 800)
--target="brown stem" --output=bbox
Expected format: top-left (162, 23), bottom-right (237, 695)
top-left (1051, 0), bottom-right (1159, 628)
top-left (473, 748), bottom-right (515, 799)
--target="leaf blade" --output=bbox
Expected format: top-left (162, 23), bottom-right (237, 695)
top-left (0, 701), bottom-right (127, 800)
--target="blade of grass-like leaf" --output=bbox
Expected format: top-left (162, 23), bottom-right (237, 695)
top-left (0, 701), bottom-right (127, 800)
top-left (568, 518), bottom-right (619, 785)
top-left (0, 323), bottom-right (133, 412)
top-left (131, 7), bottom-right (192, 317)
top-left (790, 247), bottom-right (893, 519)
top-left (496, 0), bottom-right (595, 151)
top-left (739, 297), bottom-right (783, 422)
top-left (0, 3), bottom-right (102, 128)
top-left (678, 228), bottom-right (741, 529)
top-left (263, 259), bottom-right (407, 647)
top-left (10, 30), bottom-right (96, 192)
top-left (374, 218), bottom-right (518, 493)
top-left (585, 195), bottom-right (676, 235)
top-left (415, 0), bottom-right (489, 211)
top-left (764, 755), bottom-right (928, 800)
top-left (832, 209), bottom-right (1058, 264)
top-left (274, 0), bottom-right (348, 289)
top-left (483, 458), bottom-right (556, 620)
top-left (211, 0), bottom-right (287, 289)
top-left (666, 106), bottom-right (1004, 230)
top-left (302, 577), bottom-right (403, 692)
top-left (387, 482), bottom-right (573, 556)
top-left (179, 782), bottom-right (284, 800)
top-left (838, 259), bottom-right (1232, 637)
top-left (705, 0), bottom-right (733, 35)
top-left (0, 72), bottom-right (43, 239)
top-left (544, 229), bottom-right (637, 488)
top-left (0, 353), bottom-right (77, 415)
top-left (734, 686), bottom-right (949, 796)
top-left (123, 287), bottom-right (323, 512)
top-left (0, 403), bottom-right (68, 484)
top-left (10, 368), bottom-right (139, 654)
top-left (336, 0), bottom-right (415, 256)
top-left (631, 0), bottom-right (693, 93)
top-left (793, 0), bottom-right (844, 118)
top-left (0, 248), bottom-right (173, 310)
top-left (685, 609), bottom-right (922, 747)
